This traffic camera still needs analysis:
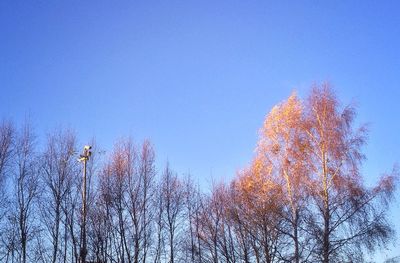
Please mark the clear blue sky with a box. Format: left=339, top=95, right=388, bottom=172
left=1, top=1, right=399, bottom=260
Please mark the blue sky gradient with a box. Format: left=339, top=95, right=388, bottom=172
left=1, top=1, right=399, bottom=260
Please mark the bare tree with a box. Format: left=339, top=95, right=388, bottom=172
left=9, top=122, right=39, bottom=263
left=95, top=162, right=116, bottom=263
left=255, top=93, right=313, bottom=262
left=0, top=120, right=14, bottom=261
left=303, top=84, right=396, bottom=262
left=0, top=120, right=14, bottom=198
left=160, top=164, right=186, bottom=263
left=197, top=183, right=238, bottom=263
left=107, top=141, right=130, bottom=263
left=231, top=166, right=284, bottom=263
left=182, top=176, right=204, bottom=263
left=62, top=169, right=81, bottom=263
left=137, top=140, right=156, bottom=263
left=39, top=129, right=79, bottom=263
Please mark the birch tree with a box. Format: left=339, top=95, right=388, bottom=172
left=160, top=164, right=186, bottom=263
left=256, top=93, right=312, bottom=262
left=40, top=129, right=79, bottom=263
left=0, top=120, right=14, bottom=260
left=304, top=84, right=396, bottom=262
left=10, top=123, right=39, bottom=263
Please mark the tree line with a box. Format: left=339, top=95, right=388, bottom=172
left=0, top=84, right=397, bottom=263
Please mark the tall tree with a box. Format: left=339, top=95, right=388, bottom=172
left=182, top=176, right=203, bottom=263
left=0, top=120, right=13, bottom=220
left=39, top=129, right=79, bottom=263
left=107, top=140, right=130, bottom=263
left=160, top=164, right=186, bottom=263
left=256, top=93, right=312, bottom=262
left=137, top=140, right=156, bottom=263
left=304, top=84, right=396, bottom=262
left=0, top=120, right=14, bottom=260
left=11, top=122, right=39, bottom=263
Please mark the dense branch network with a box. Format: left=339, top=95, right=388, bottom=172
left=0, top=84, right=397, bottom=263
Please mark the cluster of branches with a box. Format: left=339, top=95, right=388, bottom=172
left=0, top=84, right=397, bottom=263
